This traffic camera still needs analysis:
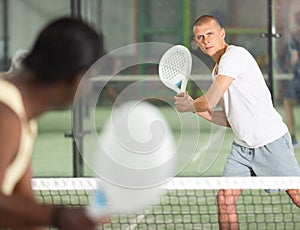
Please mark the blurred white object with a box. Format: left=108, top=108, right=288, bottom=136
left=87, top=100, right=176, bottom=218
left=8, top=49, right=28, bottom=73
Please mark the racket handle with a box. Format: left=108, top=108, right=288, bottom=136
left=86, top=189, right=108, bottom=220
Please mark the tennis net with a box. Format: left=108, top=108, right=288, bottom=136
left=33, top=177, right=300, bottom=230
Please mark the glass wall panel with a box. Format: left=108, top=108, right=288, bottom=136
left=2, top=0, right=298, bottom=177
left=275, top=0, right=299, bottom=148
left=0, top=0, right=70, bottom=72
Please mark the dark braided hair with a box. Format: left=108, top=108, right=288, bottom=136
left=23, top=17, right=103, bottom=84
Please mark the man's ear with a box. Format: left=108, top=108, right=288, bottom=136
left=221, top=28, right=226, bottom=39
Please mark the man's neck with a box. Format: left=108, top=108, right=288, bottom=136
left=212, top=43, right=228, bottom=64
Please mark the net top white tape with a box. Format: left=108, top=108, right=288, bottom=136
left=32, top=177, right=300, bottom=191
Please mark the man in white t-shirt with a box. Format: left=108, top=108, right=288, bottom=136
left=174, top=15, right=300, bottom=230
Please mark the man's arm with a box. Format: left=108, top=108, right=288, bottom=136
left=174, top=75, right=233, bottom=127
left=174, top=75, right=234, bottom=113
left=196, top=99, right=230, bottom=127
left=194, top=75, right=234, bottom=112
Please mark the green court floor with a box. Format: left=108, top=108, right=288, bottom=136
left=32, top=105, right=300, bottom=177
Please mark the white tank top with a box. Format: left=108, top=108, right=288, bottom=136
left=0, top=79, right=37, bottom=195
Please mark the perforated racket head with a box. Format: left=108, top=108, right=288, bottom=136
left=159, top=45, right=192, bottom=93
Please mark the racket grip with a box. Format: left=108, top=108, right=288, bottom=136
left=86, top=189, right=108, bottom=220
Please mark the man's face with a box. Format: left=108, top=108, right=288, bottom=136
left=193, top=20, right=226, bottom=58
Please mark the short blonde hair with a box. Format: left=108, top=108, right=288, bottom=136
left=193, top=15, right=222, bottom=29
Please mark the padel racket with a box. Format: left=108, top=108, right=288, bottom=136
left=159, top=45, right=192, bottom=93
left=86, top=101, right=176, bottom=220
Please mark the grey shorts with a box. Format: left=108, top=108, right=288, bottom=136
left=223, top=133, right=300, bottom=177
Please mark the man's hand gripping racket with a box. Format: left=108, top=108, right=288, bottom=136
left=159, top=45, right=192, bottom=94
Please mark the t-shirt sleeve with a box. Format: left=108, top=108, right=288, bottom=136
left=218, top=47, right=248, bottom=80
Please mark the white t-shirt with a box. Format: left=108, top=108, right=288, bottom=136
left=214, top=45, right=288, bottom=148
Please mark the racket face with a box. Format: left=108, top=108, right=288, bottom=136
left=91, top=101, right=176, bottom=214
left=159, top=45, right=192, bottom=93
